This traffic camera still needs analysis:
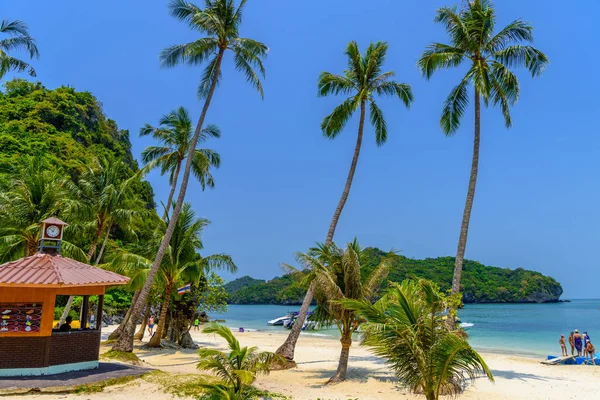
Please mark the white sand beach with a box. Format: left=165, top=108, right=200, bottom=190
left=6, top=325, right=600, bottom=400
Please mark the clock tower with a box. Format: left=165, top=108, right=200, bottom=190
left=38, top=216, right=68, bottom=255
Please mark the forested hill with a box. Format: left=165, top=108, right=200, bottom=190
left=224, top=248, right=563, bottom=304
left=0, top=79, right=159, bottom=264
left=0, top=79, right=154, bottom=206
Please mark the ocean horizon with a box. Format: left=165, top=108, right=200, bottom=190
left=213, top=300, right=600, bottom=358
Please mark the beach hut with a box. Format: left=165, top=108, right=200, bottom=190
left=0, top=217, right=129, bottom=376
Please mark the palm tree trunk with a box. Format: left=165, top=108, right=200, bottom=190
left=87, top=219, right=106, bottom=261
left=107, top=290, right=141, bottom=340
left=274, top=285, right=314, bottom=366
left=448, top=89, right=481, bottom=325
left=275, top=101, right=367, bottom=365
left=163, top=161, right=181, bottom=220
left=94, top=223, right=112, bottom=265
left=26, top=239, right=37, bottom=256
left=325, top=100, right=366, bottom=244
left=328, top=331, right=352, bottom=384
left=112, top=49, right=226, bottom=353
left=134, top=306, right=150, bottom=341
left=148, top=285, right=172, bottom=347
left=58, top=296, right=74, bottom=327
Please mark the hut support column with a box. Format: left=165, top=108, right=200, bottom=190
left=81, top=296, right=89, bottom=329
left=96, top=295, right=104, bottom=330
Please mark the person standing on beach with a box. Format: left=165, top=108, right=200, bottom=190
left=574, top=330, right=583, bottom=356
left=569, top=332, right=575, bottom=355
left=560, top=335, right=567, bottom=356
left=586, top=340, right=595, bottom=364
left=193, top=317, right=200, bottom=331
left=148, top=315, right=155, bottom=337
left=583, top=332, right=590, bottom=357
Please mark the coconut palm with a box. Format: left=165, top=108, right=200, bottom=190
left=276, top=40, right=412, bottom=364
left=70, top=158, right=145, bottom=264
left=113, top=0, right=266, bottom=352
left=417, top=0, right=548, bottom=311
left=197, top=323, right=279, bottom=399
left=115, top=203, right=236, bottom=348
left=0, top=157, right=85, bottom=261
left=140, top=106, right=221, bottom=219
left=343, top=279, right=493, bottom=400
left=293, top=240, right=389, bottom=383
left=57, top=158, right=146, bottom=326
left=0, top=20, right=39, bottom=80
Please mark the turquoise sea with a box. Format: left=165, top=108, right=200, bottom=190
left=214, top=300, right=600, bottom=358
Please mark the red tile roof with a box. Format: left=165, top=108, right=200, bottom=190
left=40, top=216, right=68, bottom=226
left=0, top=253, right=129, bottom=287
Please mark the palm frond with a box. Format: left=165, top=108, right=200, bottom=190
left=320, top=97, right=358, bottom=138
left=485, top=19, right=533, bottom=53
left=492, top=45, right=548, bottom=77
left=369, top=101, right=387, bottom=146
left=197, top=54, right=223, bottom=98
left=440, top=76, right=470, bottom=135
left=417, top=43, right=465, bottom=79
left=317, top=72, right=354, bottom=97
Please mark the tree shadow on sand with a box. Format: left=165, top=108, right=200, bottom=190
left=489, top=369, right=564, bottom=382
left=304, top=366, right=398, bottom=387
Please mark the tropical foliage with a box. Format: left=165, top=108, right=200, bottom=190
left=292, top=240, right=390, bottom=383
left=140, top=106, right=221, bottom=218
left=197, top=323, right=280, bottom=399
left=417, top=0, right=548, bottom=304
left=0, top=20, right=38, bottom=80
left=225, top=248, right=563, bottom=304
left=113, top=203, right=236, bottom=347
left=342, top=279, right=493, bottom=400
left=277, top=38, right=414, bottom=366
left=113, top=0, right=268, bottom=352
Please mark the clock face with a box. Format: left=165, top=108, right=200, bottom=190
left=45, top=225, right=60, bottom=238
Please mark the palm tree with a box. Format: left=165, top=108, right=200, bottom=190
left=0, top=157, right=84, bottom=261
left=417, top=0, right=548, bottom=313
left=276, top=41, right=412, bottom=364
left=113, top=0, right=266, bottom=352
left=343, top=279, right=493, bottom=400
left=140, top=106, right=221, bottom=219
left=197, top=323, right=279, bottom=399
left=294, top=240, right=389, bottom=383
left=0, top=20, right=39, bottom=80
left=70, top=158, right=145, bottom=264
left=115, top=203, right=236, bottom=348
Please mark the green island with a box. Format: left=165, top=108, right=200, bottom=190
left=225, top=248, right=563, bottom=305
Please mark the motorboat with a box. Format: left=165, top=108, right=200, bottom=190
left=267, top=312, right=297, bottom=326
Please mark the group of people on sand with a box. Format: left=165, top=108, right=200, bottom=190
left=560, top=330, right=596, bottom=362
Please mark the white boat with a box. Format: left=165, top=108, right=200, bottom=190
left=267, top=313, right=295, bottom=326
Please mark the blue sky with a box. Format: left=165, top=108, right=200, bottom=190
left=5, top=0, right=598, bottom=299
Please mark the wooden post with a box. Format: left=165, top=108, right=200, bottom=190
left=81, top=295, right=89, bottom=329
left=96, top=295, right=104, bottom=331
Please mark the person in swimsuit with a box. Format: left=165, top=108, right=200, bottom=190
left=568, top=332, right=575, bottom=356
left=574, top=329, right=583, bottom=356
left=583, top=332, right=591, bottom=357
left=586, top=340, right=595, bottom=364
left=560, top=334, right=567, bottom=356
left=148, top=315, right=155, bottom=336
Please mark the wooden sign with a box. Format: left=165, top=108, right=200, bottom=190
left=0, top=303, right=43, bottom=333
